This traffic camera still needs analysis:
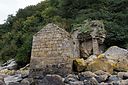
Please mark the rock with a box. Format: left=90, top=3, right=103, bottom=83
left=37, top=74, right=64, bottom=85
left=71, top=30, right=80, bottom=57
left=0, top=76, right=4, bottom=81
left=1, top=59, right=17, bottom=70
left=17, top=69, right=29, bottom=78
left=69, top=81, right=84, bottom=85
left=64, top=74, right=79, bottom=84
left=0, top=67, right=6, bottom=70
left=84, top=77, right=99, bottom=85
left=4, top=74, right=22, bottom=85
left=86, top=56, right=114, bottom=73
left=108, top=75, right=121, bottom=82
left=78, top=71, right=96, bottom=81
left=111, top=80, right=121, bottom=85
left=8, top=82, right=20, bottom=85
left=104, top=46, right=128, bottom=71
left=105, top=46, right=128, bottom=59
left=64, top=78, right=77, bottom=84
left=0, top=80, right=6, bottom=85
left=86, top=55, right=97, bottom=64
left=94, top=70, right=110, bottom=83
left=94, top=70, right=111, bottom=76
left=21, top=78, right=30, bottom=85
left=120, top=79, right=128, bottom=85
left=73, top=20, right=106, bottom=58
left=118, top=72, right=128, bottom=79
left=73, top=58, right=86, bottom=72
left=95, top=74, right=108, bottom=83
left=0, top=69, right=15, bottom=75
left=99, top=82, right=109, bottom=85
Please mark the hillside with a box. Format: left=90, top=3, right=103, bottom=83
left=0, top=0, right=128, bottom=67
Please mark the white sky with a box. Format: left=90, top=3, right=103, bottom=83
left=0, top=0, right=43, bottom=24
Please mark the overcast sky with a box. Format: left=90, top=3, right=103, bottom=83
left=0, top=0, right=43, bottom=24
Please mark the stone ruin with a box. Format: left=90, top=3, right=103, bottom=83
left=29, top=20, right=106, bottom=84
left=72, top=20, right=106, bottom=59
left=29, top=23, right=78, bottom=79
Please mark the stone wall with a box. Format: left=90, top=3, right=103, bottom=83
left=30, top=23, right=77, bottom=79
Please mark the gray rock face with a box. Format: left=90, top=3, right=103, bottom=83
left=95, top=74, right=108, bottom=83
left=0, top=59, right=17, bottom=70
left=78, top=71, right=96, bottom=81
left=0, top=80, right=6, bottom=85
left=94, top=70, right=111, bottom=76
left=104, top=46, right=128, bottom=71
left=4, top=74, right=22, bottom=85
left=120, top=79, right=128, bottom=85
left=8, top=82, right=20, bottom=85
left=84, top=77, right=99, bottom=85
left=108, top=75, right=121, bottom=82
left=105, top=46, right=128, bottom=60
left=36, top=74, right=64, bottom=85
left=69, top=81, right=84, bottom=85
left=118, top=72, right=128, bottom=79
left=64, top=74, right=79, bottom=84
left=72, top=20, right=106, bottom=58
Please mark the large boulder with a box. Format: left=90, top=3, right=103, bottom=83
left=104, top=46, right=128, bottom=71
left=73, top=58, right=87, bottom=72
left=86, top=55, right=114, bottom=74
left=105, top=46, right=128, bottom=60
left=4, top=74, right=22, bottom=85
left=36, top=74, right=64, bottom=85
left=78, top=71, right=96, bottom=81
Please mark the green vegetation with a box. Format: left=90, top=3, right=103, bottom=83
left=0, top=0, right=128, bottom=67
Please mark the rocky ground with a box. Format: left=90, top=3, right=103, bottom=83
left=0, top=46, right=128, bottom=85
left=0, top=69, right=128, bottom=85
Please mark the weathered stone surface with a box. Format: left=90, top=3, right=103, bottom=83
left=84, top=77, right=99, bottom=85
left=8, top=82, right=20, bottom=85
left=94, top=70, right=111, bottom=76
left=105, top=46, right=128, bottom=71
left=105, top=46, right=128, bottom=59
left=95, top=74, right=108, bottom=83
left=72, top=20, right=106, bottom=58
left=90, top=20, right=106, bottom=55
left=69, top=81, right=84, bottom=85
left=0, top=59, right=17, bottom=70
left=108, top=75, right=121, bottom=82
left=78, top=71, right=96, bottom=81
left=0, top=80, right=5, bottom=85
left=86, top=56, right=114, bottom=74
left=4, top=74, right=22, bottom=85
left=30, top=23, right=77, bottom=78
left=36, top=74, right=64, bottom=85
left=73, top=58, right=86, bottom=72
left=71, top=30, right=80, bottom=57
left=99, top=82, right=109, bottom=85
left=86, top=55, right=97, bottom=64
left=118, top=72, right=128, bottom=79
left=120, top=79, right=128, bottom=85
left=0, top=69, right=15, bottom=75
left=21, top=78, right=30, bottom=85
left=64, top=74, right=79, bottom=84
